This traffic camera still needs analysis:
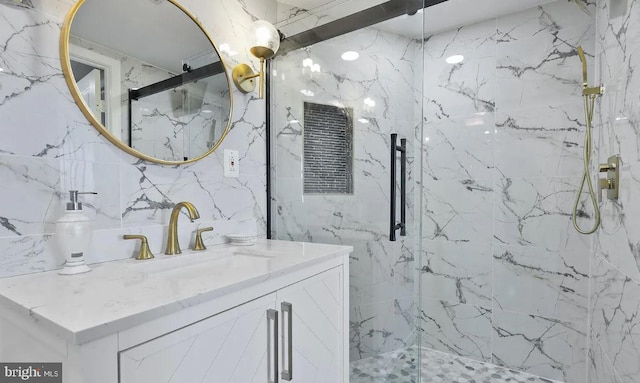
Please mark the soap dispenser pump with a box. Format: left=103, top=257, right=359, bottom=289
left=56, top=190, right=97, bottom=275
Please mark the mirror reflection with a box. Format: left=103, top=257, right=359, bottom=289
left=67, top=0, right=231, bottom=163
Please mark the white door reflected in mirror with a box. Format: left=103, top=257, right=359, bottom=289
left=75, top=68, right=103, bottom=124
left=69, top=44, right=121, bottom=140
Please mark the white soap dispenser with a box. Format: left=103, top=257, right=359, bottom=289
left=56, top=190, right=96, bottom=275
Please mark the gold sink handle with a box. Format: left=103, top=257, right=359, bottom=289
left=123, top=235, right=154, bottom=260
left=194, top=227, right=214, bottom=251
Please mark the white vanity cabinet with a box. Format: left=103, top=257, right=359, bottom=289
left=0, top=240, right=351, bottom=383
left=276, top=267, right=343, bottom=383
left=119, top=293, right=277, bottom=383
left=119, top=267, right=345, bottom=383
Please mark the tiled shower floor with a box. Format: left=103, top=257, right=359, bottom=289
left=349, top=346, right=563, bottom=383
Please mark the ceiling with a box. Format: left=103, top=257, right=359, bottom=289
left=277, top=0, right=560, bottom=39
left=71, top=0, right=216, bottom=74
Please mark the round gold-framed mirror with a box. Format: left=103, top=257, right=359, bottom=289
left=60, top=0, right=233, bottom=165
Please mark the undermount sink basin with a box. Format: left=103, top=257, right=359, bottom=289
left=131, top=248, right=276, bottom=275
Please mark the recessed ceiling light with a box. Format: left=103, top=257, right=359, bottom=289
left=300, top=89, right=315, bottom=97
left=289, top=119, right=299, bottom=124
left=0, top=67, right=4, bottom=72
left=201, top=109, right=213, bottom=114
left=363, top=97, right=375, bottom=107
left=358, top=118, right=369, bottom=124
left=303, top=58, right=313, bottom=68
left=341, top=51, right=360, bottom=61
left=311, top=64, right=321, bottom=73
left=484, top=130, right=491, bottom=135
left=445, top=55, right=464, bottom=64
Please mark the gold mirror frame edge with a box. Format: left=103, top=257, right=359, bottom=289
left=60, top=0, right=234, bottom=166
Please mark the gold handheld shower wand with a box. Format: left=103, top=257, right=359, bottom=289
left=577, top=46, right=588, bottom=88
left=572, top=46, right=604, bottom=235
left=577, top=46, right=604, bottom=96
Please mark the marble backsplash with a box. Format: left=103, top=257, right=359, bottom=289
left=0, top=0, right=275, bottom=277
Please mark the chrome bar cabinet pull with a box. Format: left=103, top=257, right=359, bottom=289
left=281, top=302, right=293, bottom=381
left=267, top=309, right=279, bottom=383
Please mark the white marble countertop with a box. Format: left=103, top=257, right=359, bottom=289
left=0, top=239, right=351, bottom=345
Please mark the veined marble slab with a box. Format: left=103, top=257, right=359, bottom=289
left=0, top=239, right=351, bottom=345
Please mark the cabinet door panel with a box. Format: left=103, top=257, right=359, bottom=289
left=277, top=267, right=344, bottom=383
left=120, top=293, right=276, bottom=383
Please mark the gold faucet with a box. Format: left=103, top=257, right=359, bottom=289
left=166, top=202, right=200, bottom=255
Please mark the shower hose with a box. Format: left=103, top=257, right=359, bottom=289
left=572, top=92, right=600, bottom=234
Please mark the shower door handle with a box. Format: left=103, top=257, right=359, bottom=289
left=390, top=133, right=407, bottom=241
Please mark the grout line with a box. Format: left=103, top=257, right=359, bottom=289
left=593, top=335, right=625, bottom=383
left=586, top=232, right=594, bottom=382
left=594, top=252, right=640, bottom=287
left=491, top=12, right=497, bottom=361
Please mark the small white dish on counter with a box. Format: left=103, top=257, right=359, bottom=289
left=226, top=234, right=255, bottom=246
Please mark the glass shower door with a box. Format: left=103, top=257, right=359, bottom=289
left=269, top=6, right=425, bottom=382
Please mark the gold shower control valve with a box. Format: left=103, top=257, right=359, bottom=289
left=598, top=155, right=621, bottom=203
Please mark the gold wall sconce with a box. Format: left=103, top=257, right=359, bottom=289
left=232, top=20, right=281, bottom=99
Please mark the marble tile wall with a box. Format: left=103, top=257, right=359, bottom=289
left=588, top=0, right=640, bottom=382
left=270, top=27, right=422, bottom=362
left=274, top=0, right=386, bottom=37
left=419, top=2, right=595, bottom=382
left=0, top=0, right=275, bottom=278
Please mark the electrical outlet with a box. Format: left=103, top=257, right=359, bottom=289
left=224, top=149, right=239, bottom=178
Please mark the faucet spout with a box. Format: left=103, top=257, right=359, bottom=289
left=165, top=201, right=200, bottom=255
